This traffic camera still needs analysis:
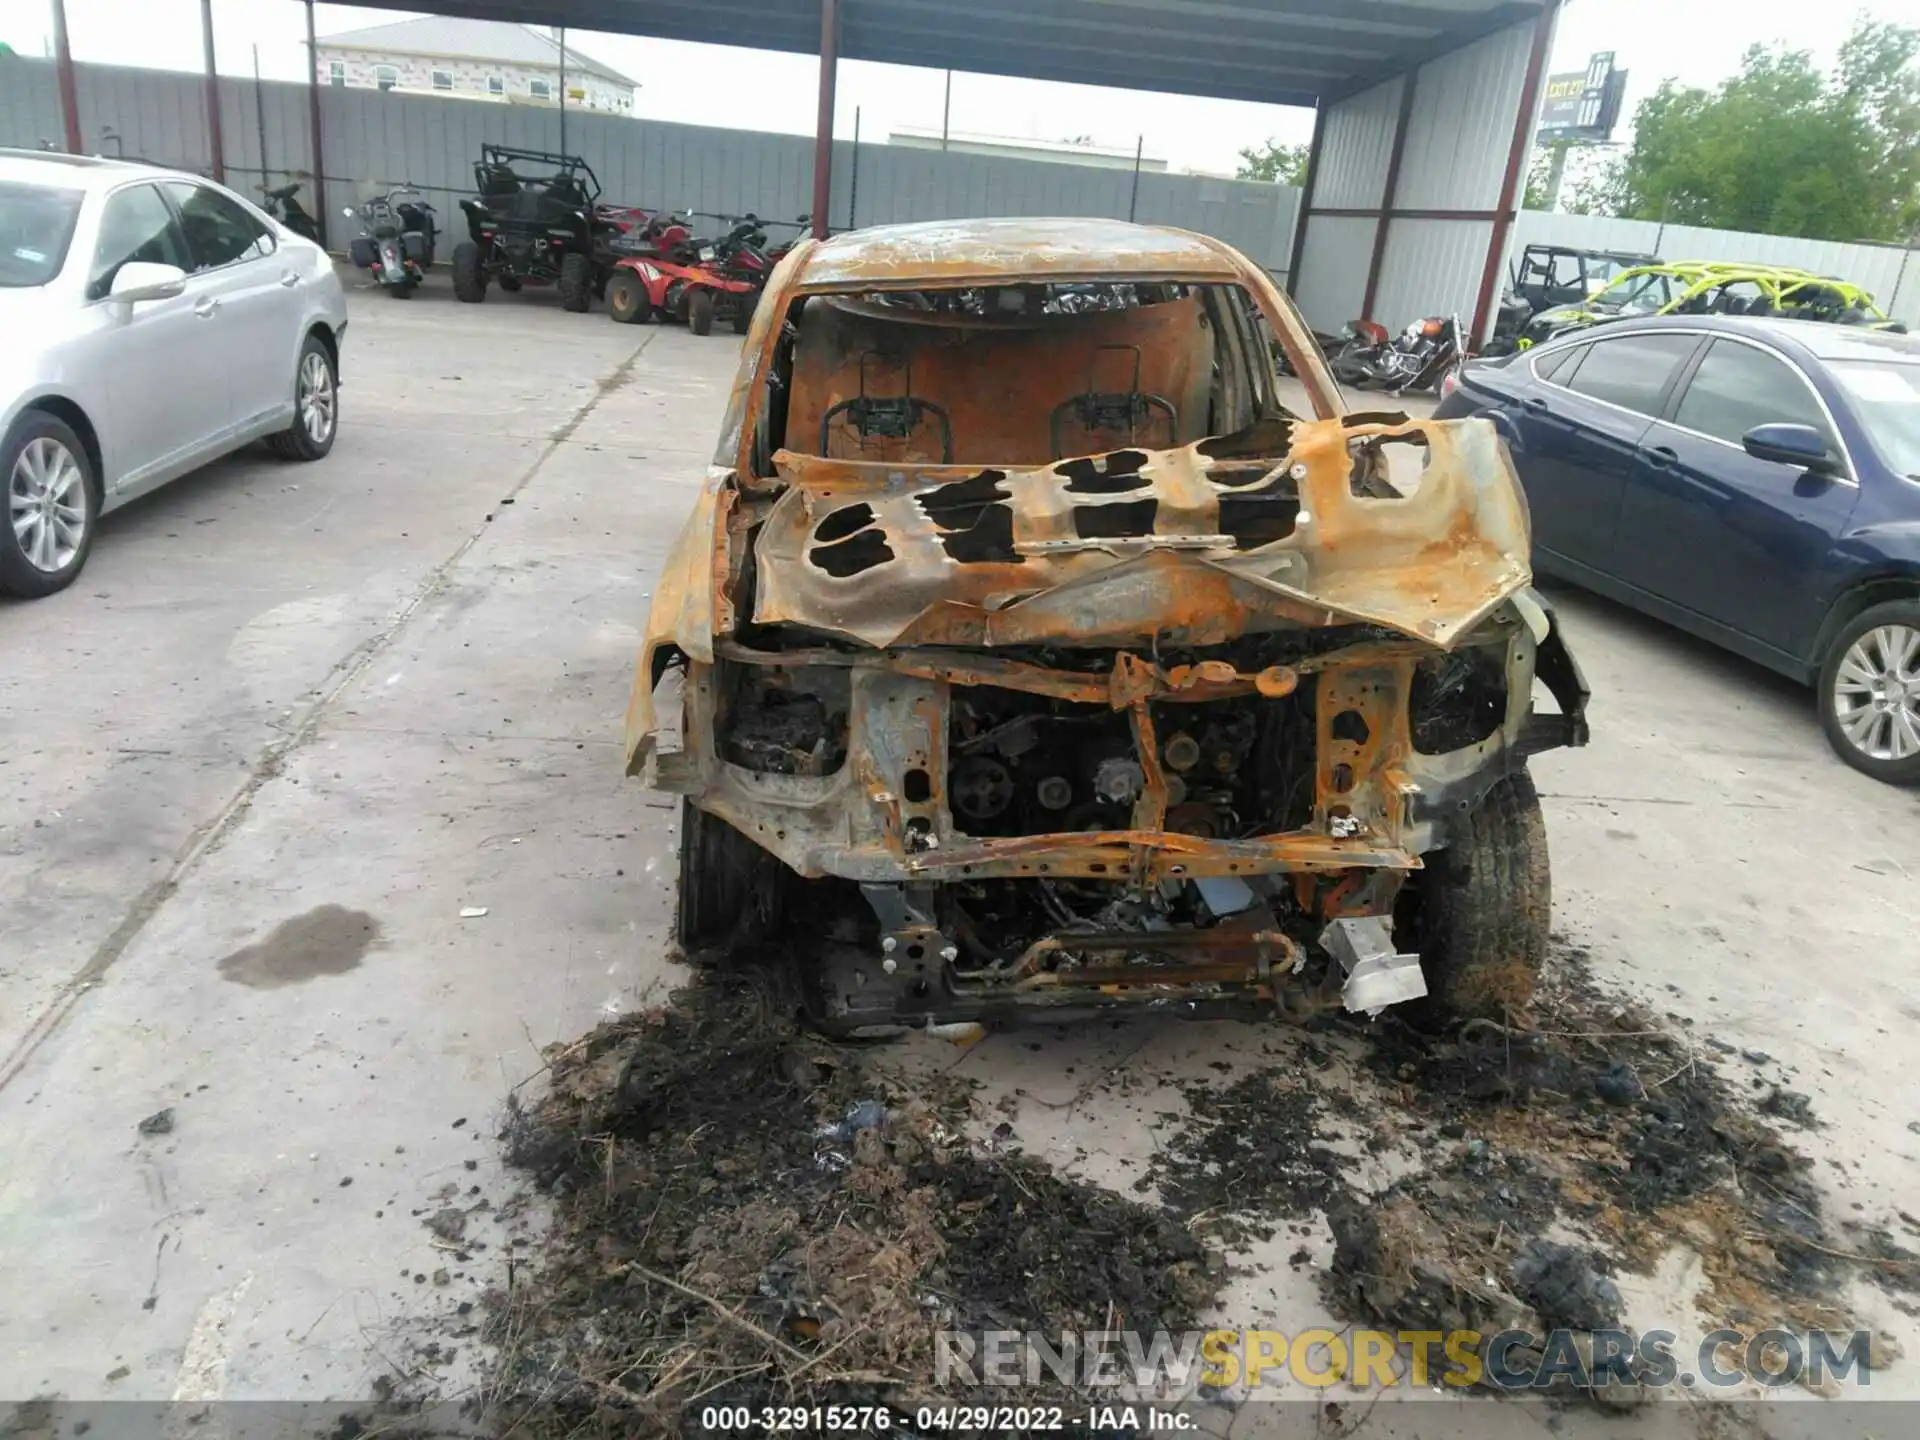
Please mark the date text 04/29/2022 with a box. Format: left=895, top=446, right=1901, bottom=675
left=698, top=1404, right=1196, bottom=1432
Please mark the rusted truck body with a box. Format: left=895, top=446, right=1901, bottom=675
left=624, top=218, right=1588, bottom=1033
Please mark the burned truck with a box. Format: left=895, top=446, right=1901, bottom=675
left=624, top=218, right=1588, bottom=1034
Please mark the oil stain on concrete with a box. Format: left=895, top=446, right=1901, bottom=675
left=217, top=905, right=382, bottom=988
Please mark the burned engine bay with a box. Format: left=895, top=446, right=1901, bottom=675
left=698, top=618, right=1553, bottom=1031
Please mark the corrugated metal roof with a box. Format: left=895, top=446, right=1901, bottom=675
left=316, top=17, right=639, bottom=88
left=793, top=217, right=1245, bottom=287
left=390, top=0, right=1550, bottom=107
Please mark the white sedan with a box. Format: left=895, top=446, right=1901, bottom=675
left=0, top=149, right=348, bottom=598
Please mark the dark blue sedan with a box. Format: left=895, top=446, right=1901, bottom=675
left=1434, top=316, right=1920, bottom=784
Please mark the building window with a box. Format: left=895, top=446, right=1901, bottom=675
left=528, top=77, right=551, bottom=100
left=488, top=74, right=504, bottom=95
left=327, top=60, right=344, bottom=87
left=431, top=69, right=453, bottom=91
left=375, top=64, right=397, bottom=91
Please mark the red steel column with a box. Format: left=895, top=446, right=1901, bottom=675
left=810, top=0, right=839, bottom=240
left=305, top=0, right=328, bottom=247
left=1359, top=70, right=1418, bottom=323
left=1284, top=100, right=1325, bottom=293
left=51, top=0, right=83, bottom=154
left=1471, top=1, right=1560, bottom=346
left=200, top=0, right=225, bottom=182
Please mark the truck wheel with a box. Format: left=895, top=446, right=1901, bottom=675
left=676, top=798, right=788, bottom=963
left=558, top=252, right=593, bottom=313
left=687, top=288, right=715, bottom=336
left=1818, top=600, right=1920, bottom=785
left=498, top=275, right=522, bottom=293
left=606, top=270, right=653, bottom=325
left=1399, top=771, right=1550, bottom=1025
left=451, top=241, right=486, bottom=303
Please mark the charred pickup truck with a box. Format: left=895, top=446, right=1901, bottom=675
left=624, top=218, right=1588, bottom=1034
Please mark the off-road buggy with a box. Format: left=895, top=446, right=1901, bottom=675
left=624, top=218, right=1590, bottom=1038
left=451, top=144, right=623, bottom=312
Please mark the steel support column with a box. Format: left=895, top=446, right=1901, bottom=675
left=1359, top=74, right=1418, bottom=323
left=200, top=0, right=225, bottom=182
left=810, top=0, right=840, bottom=241
left=51, top=0, right=83, bottom=154
left=1284, top=101, right=1325, bottom=293
left=304, top=0, right=328, bottom=248
left=1471, top=0, right=1560, bottom=346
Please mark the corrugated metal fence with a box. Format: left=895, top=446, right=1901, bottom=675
left=0, top=55, right=1299, bottom=271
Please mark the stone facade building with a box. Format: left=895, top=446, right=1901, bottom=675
left=314, top=17, right=636, bottom=114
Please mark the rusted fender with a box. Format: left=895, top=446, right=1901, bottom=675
left=622, top=467, right=733, bottom=774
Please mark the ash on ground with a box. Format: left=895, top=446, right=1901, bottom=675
left=1312, top=946, right=1916, bottom=1391
left=483, top=964, right=1217, bottom=1438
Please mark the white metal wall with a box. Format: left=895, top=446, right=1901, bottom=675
left=1370, top=23, right=1537, bottom=334
left=1372, top=217, right=1496, bottom=334
left=1310, top=76, right=1402, bottom=211
left=0, top=55, right=1300, bottom=270
left=1392, top=26, right=1532, bottom=213
left=1293, top=19, right=1545, bottom=340
left=1293, top=215, right=1378, bottom=333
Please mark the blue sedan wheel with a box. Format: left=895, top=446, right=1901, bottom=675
left=1820, top=601, right=1920, bottom=784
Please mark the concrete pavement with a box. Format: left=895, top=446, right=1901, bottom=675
left=1, top=278, right=1915, bottom=1435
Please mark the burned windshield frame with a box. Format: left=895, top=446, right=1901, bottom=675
left=745, top=281, right=1297, bottom=481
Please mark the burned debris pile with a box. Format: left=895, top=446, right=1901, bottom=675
left=485, top=970, right=1218, bottom=1437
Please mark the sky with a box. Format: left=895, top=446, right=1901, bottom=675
left=4, top=0, right=1911, bottom=176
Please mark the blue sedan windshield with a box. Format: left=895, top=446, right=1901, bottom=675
left=0, top=182, right=84, bottom=288
left=1831, top=361, right=1920, bottom=480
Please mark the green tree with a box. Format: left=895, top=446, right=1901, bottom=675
left=1609, top=17, right=1920, bottom=241
left=1522, top=142, right=1619, bottom=215
left=1235, top=139, right=1310, bottom=186
left=1523, top=145, right=1557, bottom=210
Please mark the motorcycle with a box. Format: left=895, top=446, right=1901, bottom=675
left=1327, top=319, right=1391, bottom=386
left=1334, top=314, right=1463, bottom=395
left=344, top=185, right=437, bottom=297
left=260, top=180, right=321, bottom=245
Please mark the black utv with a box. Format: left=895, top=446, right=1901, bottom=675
left=1481, top=243, right=1655, bottom=355
left=451, top=145, right=616, bottom=312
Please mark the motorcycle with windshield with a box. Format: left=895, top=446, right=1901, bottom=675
left=344, top=186, right=438, bottom=298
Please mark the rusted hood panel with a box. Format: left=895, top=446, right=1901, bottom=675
left=752, top=416, right=1531, bottom=651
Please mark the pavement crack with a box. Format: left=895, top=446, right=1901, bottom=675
left=0, top=330, right=660, bottom=1095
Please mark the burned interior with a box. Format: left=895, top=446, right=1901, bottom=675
left=627, top=223, right=1589, bottom=1035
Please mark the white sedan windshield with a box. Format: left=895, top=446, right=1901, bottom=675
left=0, top=181, right=85, bottom=288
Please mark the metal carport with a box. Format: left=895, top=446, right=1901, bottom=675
left=48, top=0, right=1559, bottom=341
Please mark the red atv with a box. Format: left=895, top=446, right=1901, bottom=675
left=604, top=253, right=757, bottom=335
left=604, top=210, right=759, bottom=335
left=696, top=212, right=810, bottom=332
